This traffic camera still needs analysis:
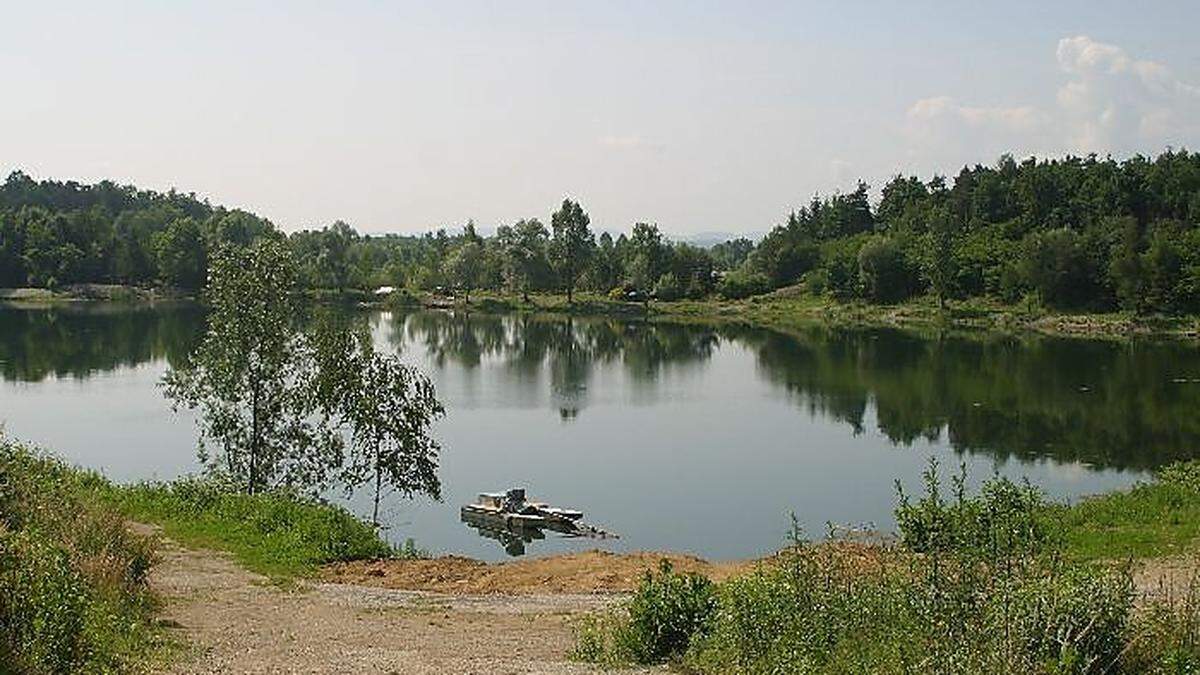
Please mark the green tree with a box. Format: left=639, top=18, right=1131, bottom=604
left=1107, top=216, right=1146, bottom=313
left=1018, top=229, right=1097, bottom=309
left=857, top=236, right=914, bottom=304
left=315, top=329, right=445, bottom=526
left=154, top=217, right=207, bottom=290
left=319, top=221, right=358, bottom=291
left=496, top=219, right=550, bottom=301
left=709, top=238, right=754, bottom=271
left=163, top=240, right=338, bottom=494
left=586, top=231, right=623, bottom=292
left=442, top=237, right=483, bottom=303
left=549, top=199, right=595, bottom=303
left=653, top=272, right=683, bottom=301
left=625, top=223, right=670, bottom=303
left=921, top=206, right=957, bottom=308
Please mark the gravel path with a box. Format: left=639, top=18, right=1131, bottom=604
left=140, top=527, right=653, bottom=674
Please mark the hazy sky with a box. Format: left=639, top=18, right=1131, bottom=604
left=4, top=2, right=1199, bottom=236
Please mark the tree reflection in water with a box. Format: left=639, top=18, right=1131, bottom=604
left=2, top=303, right=1197, bottom=473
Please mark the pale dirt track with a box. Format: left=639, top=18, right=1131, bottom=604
left=140, top=528, right=658, bottom=674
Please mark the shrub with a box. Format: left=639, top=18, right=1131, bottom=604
left=578, top=465, right=1187, bottom=674
left=0, top=439, right=162, bottom=673
left=575, top=560, right=716, bottom=665
left=718, top=269, right=771, bottom=300
left=683, top=540, right=1134, bottom=674
left=653, top=273, right=683, bottom=302
left=857, top=236, right=917, bottom=303
left=894, top=459, right=1053, bottom=556
left=1158, top=459, right=1200, bottom=493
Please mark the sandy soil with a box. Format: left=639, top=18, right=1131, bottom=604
left=324, top=550, right=753, bottom=595
left=1134, top=554, right=1200, bottom=604
left=138, top=526, right=657, bottom=674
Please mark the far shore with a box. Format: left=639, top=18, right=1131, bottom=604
left=5, top=283, right=1199, bottom=341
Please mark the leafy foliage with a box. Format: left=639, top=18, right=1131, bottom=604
left=574, top=560, right=716, bottom=665
left=576, top=463, right=1200, bottom=673
left=0, top=439, right=162, bottom=673
left=6, top=149, right=1200, bottom=314
left=311, top=318, right=445, bottom=526
left=549, top=199, right=596, bottom=302
left=163, top=240, right=342, bottom=494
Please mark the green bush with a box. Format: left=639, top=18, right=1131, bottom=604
left=577, top=465, right=1200, bottom=674
left=620, top=561, right=716, bottom=663
left=1158, top=460, right=1200, bottom=493
left=0, top=440, right=162, bottom=673
left=857, top=236, right=918, bottom=303
left=653, top=273, right=683, bottom=302
left=718, top=269, right=771, bottom=300
left=684, top=544, right=1134, bottom=674
left=574, top=560, right=716, bottom=665
left=895, top=459, right=1053, bottom=556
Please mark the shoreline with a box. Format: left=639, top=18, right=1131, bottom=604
left=5, top=283, right=1198, bottom=342
left=379, top=289, right=1200, bottom=342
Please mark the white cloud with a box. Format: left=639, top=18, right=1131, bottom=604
left=905, top=36, right=1200, bottom=166
left=1053, top=35, right=1200, bottom=152
left=907, top=96, right=1047, bottom=131
left=904, top=96, right=1053, bottom=166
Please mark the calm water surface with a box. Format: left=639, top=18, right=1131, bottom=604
left=2, top=303, right=1198, bottom=561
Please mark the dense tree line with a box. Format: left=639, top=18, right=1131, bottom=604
left=289, top=201, right=724, bottom=303
left=0, top=171, right=276, bottom=290
left=742, top=151, right=1200, bottom=313
left=4, top=149, right=1199, bottom=313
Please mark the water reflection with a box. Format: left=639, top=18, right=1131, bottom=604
left=460, top=510, right=594, bottom=557
left=388, top=311, right=718, bottom=419
left=735, top=325, right=1200, bottom=470
left=0, top=302, right=204, bottom=382
left=384, top=311, right=1200, bottom=471
left=2, top=303, right=1197, bottom=474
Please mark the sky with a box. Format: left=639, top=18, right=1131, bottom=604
left=3, top=1, right=1200, bottom=237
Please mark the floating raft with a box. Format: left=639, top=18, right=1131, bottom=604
left=460, top=488, right=617, bottom=539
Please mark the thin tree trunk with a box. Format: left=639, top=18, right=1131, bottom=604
left=248, top=382, right=260, bottom=495
left=371, top=436, right=383, bottom=527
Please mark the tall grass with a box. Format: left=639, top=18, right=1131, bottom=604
left=576, top=459, right=1200, bottom=674
left=0, top=439, right=164, bottom=674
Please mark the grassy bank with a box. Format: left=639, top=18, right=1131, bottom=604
left=378, top=288, right=1200, bottom=340
left=1061, top=460, right=1200, bottom=561
left=0, top=436, right=409, bottom=672
left=107, top=477, right=399, bottom=580
left=576, top=461, right=1200, bottom=674
left=0, top=440, right=166, bottom=673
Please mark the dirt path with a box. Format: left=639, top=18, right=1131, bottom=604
left=140, top=527, right=655, bottom=674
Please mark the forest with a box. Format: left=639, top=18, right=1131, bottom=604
left=2, top=149, right=1198, bottom=314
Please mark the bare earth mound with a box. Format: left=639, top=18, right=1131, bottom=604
left=323, top=549, right=753, bottom=595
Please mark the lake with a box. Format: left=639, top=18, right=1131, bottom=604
left=1, top=302, right=1198, bottom=561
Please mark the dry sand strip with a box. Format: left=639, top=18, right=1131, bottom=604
left=139, top=529, right=659, bottom=675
